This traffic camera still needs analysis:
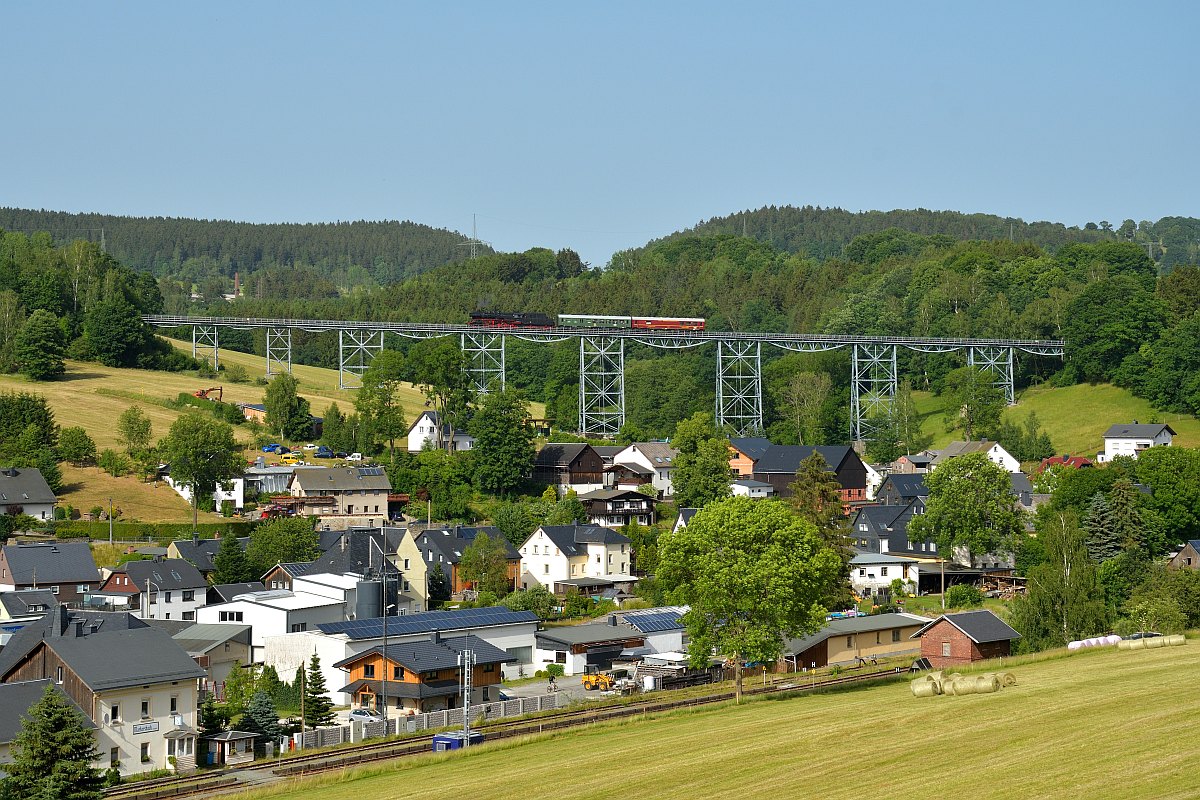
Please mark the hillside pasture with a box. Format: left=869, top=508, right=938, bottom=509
left=234, top=643, right=1199, bottom=800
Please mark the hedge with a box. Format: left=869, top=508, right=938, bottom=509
left=54, top=520, right=258, bottom=544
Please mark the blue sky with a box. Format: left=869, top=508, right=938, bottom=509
left=2, top=2, right=1196, bottom=267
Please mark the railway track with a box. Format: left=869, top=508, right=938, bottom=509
left=112, top=667, right=904, bottom=798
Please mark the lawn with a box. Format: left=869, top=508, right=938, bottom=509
left=57, top=464, right=194, bottom=524
left=235, top=643, right=1199, bottom=800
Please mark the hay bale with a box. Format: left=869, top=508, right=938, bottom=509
left=998, top=671, right=1017, bottom=687
left=973, top=674, right=1000, bottom=693
left=927, top=670, right=945, bottom=683
left=1145, top=636, right=1167, bottom=649
left=1116, top=639, right=1132, bottom=650
left=911, top=679, right=941, bottom=697
left=947, top=677, right=976, bottom=696
left=1165, top=634, right=1186, bottom=647
left=1127, top=638, right=1146, bottom=650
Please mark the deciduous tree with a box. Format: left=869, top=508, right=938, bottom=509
left=908, top=452, right=1023, bottom=565
left=14, top=309, right=65, bottom=380
left=470, top=389, right=536, bottom=495
left=406, top=337, right=470, bottom=451
left=58, top=427, right=96, bottom=466
left=245, top=516, right=319, bottom=578
left=787, top=453, right=854, bottom=609
left=117, top=406, right=153, bottom=457
left=658, top=497, right=841, bottom=703
left=942, top=366, right=1004, bottom=440
left=670, top=412, right=733, bottom=510
left=354, top=350, right=407, bottom=457
left=263, top=373, right=311, bottom=442
left=157, top=413, right=243, bottom=532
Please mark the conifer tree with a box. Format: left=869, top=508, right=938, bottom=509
left=211, top=531, right=252, bottom=584
left=302, top=653, right=335, bottom=728
left=1107, top=479, right=1144, bottom=554
left=239, top=691, right=282, bottom=744
left=5, top=684, right=103, bottom=800
left=1083, top=492, right=1120, bottom=563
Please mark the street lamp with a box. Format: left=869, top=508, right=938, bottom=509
left=142, top=578, right=159, bottom=619
left=367, top=534, right=398, bottom=724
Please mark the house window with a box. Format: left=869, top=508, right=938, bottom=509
left=483, top=663, right=495, bottom=673
left=76, top=584, right=89, bottom=593
left=846, top=636, right=853, bottom=648
left=941, top=641, right=951, bottom=657
left=364, top=664, right=376, bottom=678
left=858, top=569, right=866, bottom=577
left=876, top=632, right=881, bottom=644
left=183, top=611, right=195, bottom=621
left=422, top=671, right=438, bottom=681
left=859, top=524, right=868, bottom=531
left=543, top=564, right=549, bottom=574
left=290, top=622, right=307, bottom=632
left=892, top=630, right=901, bottom=643
left=56, top=666, right=63, bottom=683
left=141, top=700, right=150, bottom=718
left=183, top=590, right=195, bottom=602
left=51, top=585, right=59, bottom=595
left=220, top=611, right=244, bottom=622
left=555, top=651, right=566, bottom=664
left=165, top=591, right=172, bottom=602
left=170, top=696, right=178, bottom=714
left=110, top=747, right=119, bottom=767
left=394, top=666, right=404, bottom=680
left=140, top=743, right=149, bottom=763
left=111, top=703, right=120, bottom=722
left=403, top=558, right=410, bottom=570
left=880, top=567, right=889, bottom=577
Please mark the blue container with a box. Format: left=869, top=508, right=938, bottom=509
left=431, top=732, right=484, bottom=751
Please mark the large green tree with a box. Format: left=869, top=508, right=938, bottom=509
left=4, top=684, right=103, bottom=800
left=941, top=366, right=1005, bottom=440
left=1010, top=510, right=1109, bottom=651
left=658, top=497, right=841, bottom=702
left=58, top=427, right=97, bottom=467
left=211, top=532, right=252, bottom=584
left=354, top=350, right=407, bottom=457
left=458, top=532, right=512, bottom=596
left=263, top=373, right=312, bottom=442
left=14, top=309, right=65, bottom=380
left=670, top=412, right=733, bottom=510
left=470, top=389, right=536, bottom=495
left=116, top=406, right=153, bottom=457
left=908, top=452, right=1024, bottom=565
left=303, top=653, right=335, bottom=727
left=405, top=337, right=470, bottom=451
left=82, top=298, right=149, bottom=368
left=787, top=453, right=854, bottom=610
left=157, top=413, right=243, bottom=532
left=245, top=516, right=319, bottom=578
left=1082, top=492, right=1120, bottom=563
left=1134, top=446, right=1200, bottom=548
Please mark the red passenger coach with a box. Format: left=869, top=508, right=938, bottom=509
left=630, top=317, right=706, bottom=331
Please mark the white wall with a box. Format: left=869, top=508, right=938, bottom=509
left=262, top=631, right=361, bottom=705
left=93, top=682, right=198, bottom=775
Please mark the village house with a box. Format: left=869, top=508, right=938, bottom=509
left=0, top=541, right=100, bottom=604
left=727, top=437, right=773, bottom=478
left=94, top=559, right=207, bottom=621
left=850, top=553, right=920, bottom=597
left=0, top=589, right=57, bottom=626
left=0, top=608, right=205, bottom=775
left=929, top=440, right=1020, bottom=472
left=1097, top=421, right=1175, bottom=463
left=612, top=442, right=679, bottom=497
left=195, top=588, right=347, bottom=662
left=519, top=525, right=633, bottom=591
left=782, top=612, right=931, bottom=669
left=534, top=617, right=645, bottom=675
left=285, top=466, right=392, bottom=528
left=1037, top=453, right=1094, bottom=471
left=171, top=623, right=252, bottom=687
left=406, top=410, right=474, bottom=453
left=578, top=488, right=657, bottom=527
left=731, top=478, right=774, bottom=498
left=532, top=444, right=605, bottom=495
left=913, top=609, right=1021, bottom=668
left=0, top=467, right=56, bottom=522
left=1169, top=540, right=1200, bottom=570
left=415, top=526, right=519, bottom=596
left=890, top=452, right=933, bottom=474
left=238, top=403, right=323, bottom=438
left=750, top=445, right=869, bottom=508
left=261, top=562, right=314, bottom=592
left=334, top=632, right=513, bottom=714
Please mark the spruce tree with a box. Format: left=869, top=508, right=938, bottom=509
left=211, top=532, right=252, bottom=584
left=198, top=694, right=225, bottom=737
left=427, top=563, right=450, bottom=609
left=1108, top=479, right=1144, bottom=554
left=240, top=691, right=282, bottom=745
left=302, top=653, right=335, bottom=728
left=5, top=684, right=103, bottom=800
left=1083, top=492, right=1120, bottom=563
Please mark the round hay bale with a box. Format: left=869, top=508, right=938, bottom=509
left=1116, top=639, right=1132, bottom=650
left=911, top=680, right=940, bottom=697
left=927, top=670, right=945, bottom=682
left=1067, top=641, right=1082, bottom=652
left=1145, top=636, right=1166, bottom=649
left=948, top=677, right=976, bottom=696
left=1165, top=634, right=1186, bottom=647
left=973, top=674, right=1000, bottom=693
left=1105, top=634, right=1123, bottom=646
left=998, top=672, right=1017, bottom=687
left=1127, top=638, right=1146, bottom=650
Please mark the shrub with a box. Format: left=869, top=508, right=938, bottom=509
left=545, top=664, right=565, bottom=678
left=945, top=584, right=985, bottom=608
left=97, top=449, right=131, bottom=478
left=225, top=364, right=250, bottom=384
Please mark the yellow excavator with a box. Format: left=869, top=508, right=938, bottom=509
left=581, top=665, right=615, bottom=691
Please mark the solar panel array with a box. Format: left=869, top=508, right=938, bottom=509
left=356, top=466, right=385, bottom=477
left=623, top=611, right=685, bottom=633
left=319, top=606, right=540, bottom=640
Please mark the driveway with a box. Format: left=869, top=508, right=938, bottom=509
left=502, top=673, right=594, bottom=703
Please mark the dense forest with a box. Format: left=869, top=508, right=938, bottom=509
left=0, top=208, right=485, bottom=293
left=3, top=204, right=1200, bottom=443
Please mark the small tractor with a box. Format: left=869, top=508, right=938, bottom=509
left=193, top=386, right=223, bottom=401
left=581, top=665, right=615, bottom=691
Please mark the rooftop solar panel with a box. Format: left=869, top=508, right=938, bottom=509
left=319, top=606, right=539, bottom=639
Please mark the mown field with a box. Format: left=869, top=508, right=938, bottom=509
left=231, top=643, right=1199, bottom=800
left=914, top=382, right=1200, bottom=456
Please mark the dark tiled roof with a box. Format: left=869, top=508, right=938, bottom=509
left=1, top=542, right=99, bottom=585
left=676, top=508, right=698, bottom=526
left=416, top=527, right=519, bottom=566
left=0, top=589, right=57, bottom=617
left=118, top=559, right=206, bottom=591
left=729, top=437, right=773, bottom=461
left=537, top=525, right=630, bottom=557
left=210, top=582, right=267, bottom=602
left=333, top=634, right=514, bottom=673
left=880, top=474, right=928, bottom=499
left=319, top=607, right=539, bottom=640
left=912, top=609, right=1021, bottom=644
left=1102, top=423, right=1176, bottom=439
left=752, top=445, right=853, bottom=474
left=291, top=466, right=391, bottom=493
left=535, top=443, right=592, bottom=466
left=0, top=467, right=56, bottom=505
left=171, top=537, right=249, bottom=573
left=0, top=680, right=93, bottom=744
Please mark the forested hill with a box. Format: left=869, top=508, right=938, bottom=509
left=660, top=206, right=1200, bottom=271
left=0, top=208, right=486, bottom=288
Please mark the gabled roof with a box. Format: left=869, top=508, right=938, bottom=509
left=619, top=442, right=679, bottom=467
left=752, top=445, right=854, bottom=474
left=850, top=553, right=917, bottom=566
left=732, top=479, right=773, bottom=489
left=172, top=623, right=252, bottom=654
left=930, top=439, right=1017, bottom=468
left=0, top=467, right=56, bottom=505
left=117, top=559, right=206, bottom=591
left=1102, top=422, right=1176, bottom=439
left=534, top=443, right=596, bottom=467
left=785, top=612, right=933, bottom=655
left=0, top=589, right=57, bottom=617
left=333, top=634, right=514, bottom=673
left=577, top=488, right=654, bottom=502
left=879, top=474, right=928, bottom=499
left=912, top=609, right=1021, bottom=644
left=898, top=453, right=933, bottom=466
left=306, top=527, right=404, bottom=578
left=209, top=582, right=267, bottom=602
left=591, top=446, right=624, bottom=462
left=0, top=542, right=99, bottom=585
left=406, top=410, right=472, bottom=440
left=618, top=606, right=689, bottom=634
left=171, top=536, right=249, bottom=573
left=676, top=508, right=698, bottom=527
left=1038, top=454, right=1094, bottom=470
left=319, top=607, right=539, bottom=640
left=290, top=466, right=391, bottom=493
left=265, top=562, right=314, bottom=579
left=729, top=437, right=773, bottom=461
left=535, top=525, right=631, bottom=557
left=416, top=526, right=520, bottom=566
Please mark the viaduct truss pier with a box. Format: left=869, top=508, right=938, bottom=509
left=143, top=315, right=1065, bottom=441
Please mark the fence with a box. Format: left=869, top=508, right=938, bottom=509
left=294, top=693, right=564, bottom=750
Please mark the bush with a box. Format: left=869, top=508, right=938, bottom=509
left=545, top=664, right=565, bottom=678
left=97, top=449, right=132, bottom=478
left=55, top=520, right=257, bottom=543
left=225, top=364, right=250, bottom=383
left=945, top=584, right=985, bottom=608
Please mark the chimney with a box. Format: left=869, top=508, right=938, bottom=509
left=51, top=604, right=69, bottom=637
left=74, top=620, right=85, bottom=637
left=431, top=630, right=441, bottom=644
left=192, top=531, right=199, bottom=545
left=608, top=614, right=617, bottom=626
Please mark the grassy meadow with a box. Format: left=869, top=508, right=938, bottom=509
left=232, top=642, right=1200, bottom=800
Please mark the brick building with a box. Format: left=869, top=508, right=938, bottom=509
left=912, top=610, right=1021, bottom=668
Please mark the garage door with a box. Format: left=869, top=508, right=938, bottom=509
left=585, top=645, right=623, bottom=670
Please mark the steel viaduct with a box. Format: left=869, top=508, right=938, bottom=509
left=142, top=314, right=1066, bottom=441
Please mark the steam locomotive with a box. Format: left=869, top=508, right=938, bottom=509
left=468, top=311, right=705, bottom=331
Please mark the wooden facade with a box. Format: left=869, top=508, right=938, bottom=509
left=343, top=651, right=503, bottom=714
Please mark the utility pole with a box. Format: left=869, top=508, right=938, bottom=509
left=108, top=498, right=114, bottom=545
left=459, top=649, right=475, bottom=747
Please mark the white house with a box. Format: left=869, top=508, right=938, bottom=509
left=1098, top=422, right=1175, bottom=463
left=533, top=618, right=645, bottom=676
left=0, top=467, right=56, bottom=521
left=929, top=440, right=1020, bottom=473
left=613, top=443, right=678, bottom=497
left=164, top=474, right=245, bottom=512
left=93, top=559, right=208, bottom=621
left=618, top=606, right=689, bottom=654
left=195, top=589, right=347, bottom=662
left=406, top=410, right=474, bottom=453
left=518, top=525, right=632, bottom=591
left=731, top=479, right=774, bottom=498
left=863, top=462, right=883, bottom=501
left=850, top=553, right=920, bottom=597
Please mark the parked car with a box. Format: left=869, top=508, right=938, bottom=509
left=346, top=453, right=364, bottom=462
left=302, top=443, right=318, bottom=450
left=315, top=446, right=334, bottom=459
left=1127, top=631, right=1162, bottom=640
left=348, top=708, right=383, bottom=723
left=334, top=451, right=348, bottom=459
left=280, top=453, right=302, bottom=465
left=262, top=444, right=281, bottom=452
